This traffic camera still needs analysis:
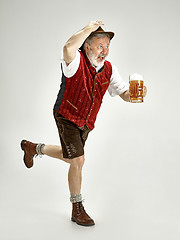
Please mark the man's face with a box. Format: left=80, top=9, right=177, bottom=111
left=85, top=36, right=110, bottom=67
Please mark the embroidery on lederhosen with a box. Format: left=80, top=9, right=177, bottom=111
left=66, top=143, right=77, bottom=158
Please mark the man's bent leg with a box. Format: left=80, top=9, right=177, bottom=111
left=21, top=140, right=72, bottom=168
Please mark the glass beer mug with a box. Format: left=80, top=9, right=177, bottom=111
left=129, top=73, right=144, bottom=103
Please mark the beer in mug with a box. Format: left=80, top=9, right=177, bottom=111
left=129, top=73, right=144, bottom=103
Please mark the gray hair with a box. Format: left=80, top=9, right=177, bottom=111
left=83, top=33, right=110, bottom=49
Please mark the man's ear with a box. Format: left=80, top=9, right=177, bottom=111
left=84, top=43, right=90, bottom=54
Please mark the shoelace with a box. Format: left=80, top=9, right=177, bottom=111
left=77, top=202, right=87, bottom=215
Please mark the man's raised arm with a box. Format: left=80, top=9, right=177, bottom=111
left=63, top=21, right=104, bottom=66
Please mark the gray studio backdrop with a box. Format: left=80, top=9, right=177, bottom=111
left=1, top=0, right=180, bottom=239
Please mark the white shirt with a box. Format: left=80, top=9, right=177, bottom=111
left=61, top=50, right=128, bottom=97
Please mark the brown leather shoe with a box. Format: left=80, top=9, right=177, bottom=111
left=71, top=201, right=95, bottom=226
left=21, top=140, right=37, bottom=168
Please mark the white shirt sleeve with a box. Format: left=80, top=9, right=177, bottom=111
left=108, top=64, right=129, bottom=97
left=61, top=50, right=80, bottom=78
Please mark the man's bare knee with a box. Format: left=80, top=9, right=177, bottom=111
left=70, top=155, right=85, bottom=170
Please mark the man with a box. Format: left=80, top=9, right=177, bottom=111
left=21, top=21, right=147, bottom=227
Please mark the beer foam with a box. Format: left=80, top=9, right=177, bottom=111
left=130, top=73, right=143, bottom=80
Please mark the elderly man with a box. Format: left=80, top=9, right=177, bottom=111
left=21, top=21, right=147, bottom=227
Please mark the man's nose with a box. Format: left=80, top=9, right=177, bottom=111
left=101, top=47, right=106, bottom=55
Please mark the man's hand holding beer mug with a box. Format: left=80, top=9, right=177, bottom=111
left=120, top=73, right=147, bottom=102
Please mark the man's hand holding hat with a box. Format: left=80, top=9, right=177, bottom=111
left=86, top=20, right=104, bottom=32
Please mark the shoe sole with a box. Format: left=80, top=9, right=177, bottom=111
left=20, top=140, right=33, bottom=168
left=71, top=217, right=95, bottom=227
left=20, top=140, right=26, bottom=151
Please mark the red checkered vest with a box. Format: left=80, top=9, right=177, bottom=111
left=54, top=50, right=112, bottom=130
